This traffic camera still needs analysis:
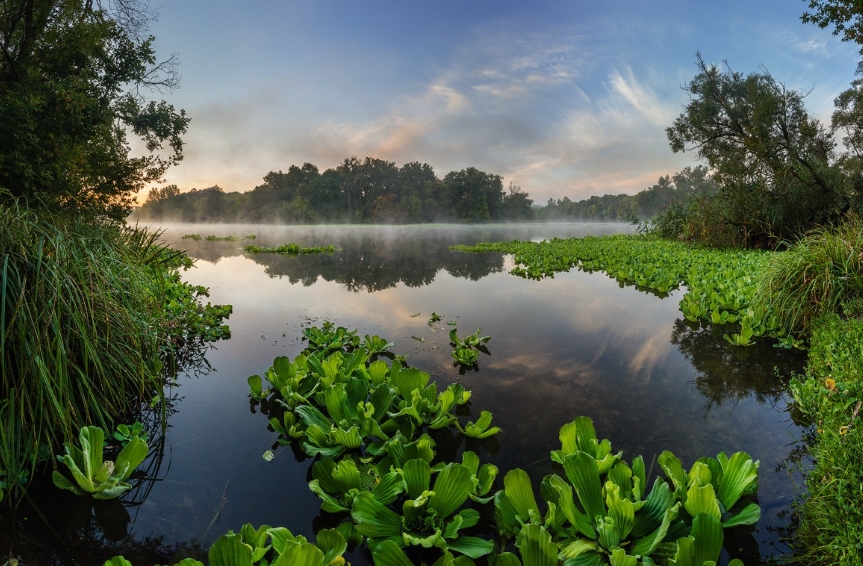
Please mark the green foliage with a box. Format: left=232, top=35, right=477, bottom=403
left=789, top=314, right=863, bottom=565
left=0, top=0, right=188, bottom=220
left=137, top=158, right=534, bottom=224
left=667, top=55, right=841, bottom=247
left=113, top=422, right=149, bottom=447
left=493, top=417, right=758, bottom=566
left=0, top=199, right=231, bottom=499
left=751, top=215, right=863, bottom=336
left=52, top=426, right=149, bottom=499
left=351, top=458, right=494, bottom=558
left=538, top=166, right=715, bottom=223
left=454, top=235, right=782, bottom=347
left=244, top=243, right=338, bottom=255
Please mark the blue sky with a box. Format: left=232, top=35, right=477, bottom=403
left=144, top=0, right=860, bottom=204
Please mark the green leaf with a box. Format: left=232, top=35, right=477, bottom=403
left=605, top=482, right=634, bottom=540
left=372, top=540, right=414, bottom=566
left=208, top=532, right=254, bottom=566
left=630, top=501, right=680, bottom=557
left=683, top=483, right=721, bottom=522
left=272, top=540, right=325, bottom=566
left=52, top=470, right=84, bottom=495
left=103, top=557, right=133, bottom=566
left=717, top=452, right=759, bottom=510
left=430, top=463, right=474, bottom=519
left=316, top=527, right=347, bottom=565
left=563, top=452, right=606, bottom=522
left=80, top=426, right=105, bottom=482
left=543, top=474, right=595, bottom=538
left=445, top=535, right=495, bottom=559
left=372, top=471, right=407, bottom=505
left=631, top=477, right=674, bottom=538
left=404, top=458, right=432, bottom=499
left=114, top=436, right=148, bottom=481
left=502, top=469, right=540, bottom=522
left=721, top=501, right=761, bottom=527
left=689, top=513, right=723, bottom=566
left=515, top=524, right=558, bottom=566
left=352, top=491, right=402, bottom=539
left=609, top=548, right=637, bottom=566
left=492, top=553, right=524, bottom=566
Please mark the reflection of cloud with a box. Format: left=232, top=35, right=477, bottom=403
left=626, top=331, right=672, bottom=383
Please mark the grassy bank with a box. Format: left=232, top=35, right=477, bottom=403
left=790, top=315, right=863, bottom=565
left=0, top=201, right=230, bottom=501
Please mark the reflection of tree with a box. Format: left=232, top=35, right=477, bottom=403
left=250, top=229, right=507, bottom=292
left=670, top=319, right=807, bottom=410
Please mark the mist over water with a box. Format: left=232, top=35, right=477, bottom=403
left=14, top=223, right=804, bottom=565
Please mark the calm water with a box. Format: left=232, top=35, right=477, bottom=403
left=7, top=224, right=807, bottom=565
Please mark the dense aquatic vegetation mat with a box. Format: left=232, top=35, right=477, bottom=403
left=182, top=234, right=257, bottom=241
left=244, top=243, right=338, bottom=255
left=452, top=235, right=805, bottom=348
left=789, top=314, right=863, bottom=566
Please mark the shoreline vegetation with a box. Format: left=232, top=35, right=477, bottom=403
left=4, top=0, right=863, bottom=563
left=456, top=220, right=863, bottom=566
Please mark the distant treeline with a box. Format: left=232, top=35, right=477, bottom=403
left=534, top=165, right=715, bottom=221
left=137, top=157, right=713, bottom=224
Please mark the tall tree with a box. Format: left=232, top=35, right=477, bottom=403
left=0, top=0, right=188, bottom=219
left=667, top=55, right=839, bottom=245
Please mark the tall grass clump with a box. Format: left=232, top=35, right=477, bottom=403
left=0, top=201, right=175, bottom=500
left=751, top=214, right=863, bottom=337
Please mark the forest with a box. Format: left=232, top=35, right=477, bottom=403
left=137, top=157, right=715, bottom=225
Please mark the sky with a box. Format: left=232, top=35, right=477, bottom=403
left=142, top=0, right=861, bottom=204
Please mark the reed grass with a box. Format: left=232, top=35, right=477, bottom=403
left=0, top=201, right=176, bottom=499
left=751, top=214, right=863, bottom=336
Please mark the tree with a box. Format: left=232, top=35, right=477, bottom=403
left=802, top=0, right=863, bottom=53
left=502, top=181, right=534, bottom=220
left=667, top=55, right=840, bottom=245
left=443, top=167, right=504, bottom=221
left=0, top=0, right=189, bottom=220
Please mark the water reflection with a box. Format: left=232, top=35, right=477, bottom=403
left=165, top=223, right=631, bottom=291
left=2, top=224, right=807, bottom=565
left=670, top=318, right=806, bottom=411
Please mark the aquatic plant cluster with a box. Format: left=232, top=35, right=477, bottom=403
left=239, top=324, right=755, bottom=566
left=182, top=234, right=257, bottom=241
left=453, top=236, right=803, bottom=348
left=243, top=243, right=338, bottom=255
left=70, top=320, right=760, bottom=565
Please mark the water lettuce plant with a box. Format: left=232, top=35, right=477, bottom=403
left=493, top=417, right=758, bottom=565
left=52, top=426, right=149, bottom=499
left=104, top=523, right=348, bottom=566
left=452, top=236, right=785, bottom=348
left=244, top=243, right=338, bottom=255
left=351, top=458, right=494, bottom=558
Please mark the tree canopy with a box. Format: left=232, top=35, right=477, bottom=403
left=666, top=54, right=847, bottom=246
left=0, top=0, right=188, bottom=219
left=138, top=158, right=535, bottom=224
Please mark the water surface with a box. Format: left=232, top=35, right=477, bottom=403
left=9, top=223, right=806, bottom=565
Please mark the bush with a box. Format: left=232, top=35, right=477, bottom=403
left=751, top=214, right=863, bottom=336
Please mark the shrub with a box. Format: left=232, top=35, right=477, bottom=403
left=751, top=214, right=863, bottom=336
